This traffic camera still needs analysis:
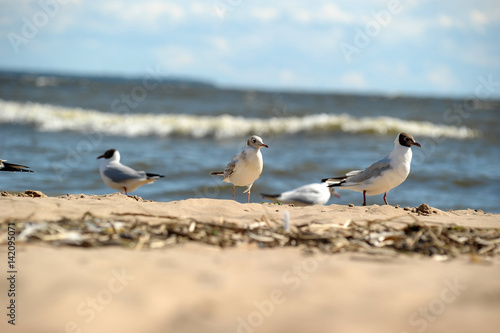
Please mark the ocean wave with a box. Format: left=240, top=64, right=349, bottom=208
left=0, top=100, right=479, bottom=139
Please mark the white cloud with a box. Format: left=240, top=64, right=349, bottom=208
left=460, top=43, right=500, bottom=68
left=470, top=10, right=488, bottom=25
left=251, top=7, right=280, bottom=22
left=340, top=72, right=367, bottom=88
left=318, top=3, right=353, bottom=23
left=289, top=7, right=312, bottom=24
left=189, top=2, right=211, bottom=16
left=99, top=1, right=185, bottom=25
left=426, top=66, right=458, bottom=89
left=154, top=45, right=193, bottom=70
left=382, top=16, right=430, bottom=41
left=470, top=10, right=488, bottom=32
left=284, top=2, right=354, bottom=25
left=374, top=62, right=409, bottom=78
left=212, top=37, right=230, bottom=55
left=438, top=14, right=453, bottom=28
left=278, top=69, right=297, bottom=84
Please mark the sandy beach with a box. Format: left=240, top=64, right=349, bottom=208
left=1, top=192, right=499, bottom=333
left=2, top=2, right=499, bottom=333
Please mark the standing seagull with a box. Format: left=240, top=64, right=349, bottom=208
left=211, top=135, right=268, bottom=203
left=261, top=182, right=340, bottom=206
left=0, top=159, right=34, bottom=173
left=97, top=149, right=164, bottom=195
left=321, top=132, right=421, bottom=206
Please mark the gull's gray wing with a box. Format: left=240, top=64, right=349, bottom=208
left=346, top=170, right=363, bottom=177
left=103, top=165, right=145, bottom=183
left=346, top=158, right=392, bottom=184
left=224, top=151, right=243, bottom=178
left=224, top=159, right=237, bottom=178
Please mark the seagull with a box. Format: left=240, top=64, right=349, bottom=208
left=321, top=132, right=421, bottom=206
left=211, top=135, right=268, bottom=203
left=97, top=149, right=164, bottom=195
left=261, top=182, right=341, bottom=206
left=0, top=159, right=34, bottom=172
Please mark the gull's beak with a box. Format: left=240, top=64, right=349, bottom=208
left=261, top=144, right=269, bottom=148
left=97, top=155, right=105, bottom=159
left=412, top=141, right=422, bottom=148
left=330, top=188, right=341, bottom=199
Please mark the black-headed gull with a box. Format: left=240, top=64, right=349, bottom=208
left=261, top=182, right=340, bottom=206
left=322, top=132, right=421, bottom=206
left=97, top=149, right=164, bottom=195
left=211, top=135, right=268, bottom=203
left=0, top=159, right=34, bottom=172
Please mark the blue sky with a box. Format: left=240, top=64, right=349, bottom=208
left=1, top=0, right=499, bottom=98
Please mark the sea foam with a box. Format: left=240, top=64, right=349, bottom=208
left=0, top=100, right=479, bottom=139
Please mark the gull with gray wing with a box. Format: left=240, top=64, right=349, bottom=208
left=211, top=135, right=268, bottom=203
left=261, top=182, right=340, bottom=206
left=322, top=132, right=421, bottom=206
left=97, top=149, right=164, bottom=195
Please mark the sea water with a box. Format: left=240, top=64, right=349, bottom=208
left=0, top=71, right=499, bottom=213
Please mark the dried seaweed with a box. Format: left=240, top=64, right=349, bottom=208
left=1, top=211, right=500, bottom=259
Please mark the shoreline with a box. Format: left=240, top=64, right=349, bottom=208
left=1, top=190, right=497, bottom=226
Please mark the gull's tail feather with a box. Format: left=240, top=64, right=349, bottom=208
left=1, top=162, right=34, bottom=173
left=322, top=176, right=346, bottom=187
left=146, top=172, right=164, bottom=179
left=260, top=193, right=280, bottom=200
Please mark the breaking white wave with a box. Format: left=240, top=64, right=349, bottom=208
left=0, top=100, right=479, bottom=139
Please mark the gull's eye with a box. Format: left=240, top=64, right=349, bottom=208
left=252, top=139, right=256, bottom=143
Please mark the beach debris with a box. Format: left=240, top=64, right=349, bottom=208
left=17, top=222, right=49, bottom=242
left=282, top=211, right=290, bottom=232
left=25, top=190, right=47, bottom=198
left=1, top=212, right=500, bottom=259
left=1, top=190, right=47, bottom=198
left=416, top=203, right=432, bottom=216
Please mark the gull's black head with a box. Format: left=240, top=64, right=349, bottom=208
left=97, top=149, right=117, bottom=159
left=398, top=132, right=422, bottom=148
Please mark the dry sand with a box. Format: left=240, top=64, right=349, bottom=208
left=1, top=192, right=499, bottom=333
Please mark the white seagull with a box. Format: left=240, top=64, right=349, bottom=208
left=0, top=159, right=34, bottom=173
left=322, top=132, right=421, bottom=206
left=97, top=149, right=164, bottom=195
left=261, top=182, right=341, bottom=206
left=211, top=135, right=268, bottom=203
